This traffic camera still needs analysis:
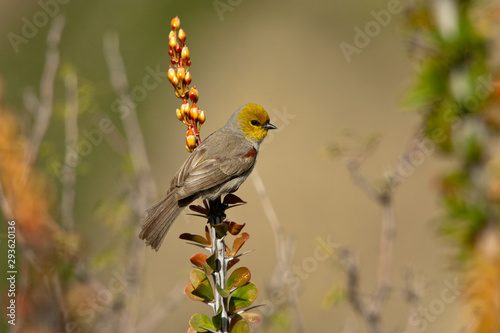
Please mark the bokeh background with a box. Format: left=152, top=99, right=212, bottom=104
left=0, top=0, right=472, bottom=332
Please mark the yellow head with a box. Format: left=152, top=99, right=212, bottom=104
left=234, top=103, right=277, bottom=142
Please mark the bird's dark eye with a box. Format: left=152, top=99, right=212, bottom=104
left=251, top=120, right=260, bottom=126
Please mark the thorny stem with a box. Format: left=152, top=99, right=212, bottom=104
left=208, top=197, right=229, bottom=333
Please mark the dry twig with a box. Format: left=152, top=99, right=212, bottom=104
left=104, top=32, right=186, bottom=333
left=252, top=169, right=305, bottom=333
left=339, top=132, right=425, bottom=333
left=26, top=16, right=65, bottom=167
left=61, top=69, right=78, bottom=232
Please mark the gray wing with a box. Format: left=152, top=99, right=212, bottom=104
left=169, top=131, right=256, bottom=201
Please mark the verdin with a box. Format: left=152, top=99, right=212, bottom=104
left=140, top=103, right=276, bottom=251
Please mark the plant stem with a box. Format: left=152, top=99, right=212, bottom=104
left=27, top=15, right=64, bottom=167
left=209, top=197, right=229, bottom=333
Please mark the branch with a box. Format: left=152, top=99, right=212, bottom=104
left=251, top=169, right=305, bottom=333
left=103, top=32, right=157, bottom=333
left=22, top=88, right=39, bottom=116
left=373, top=133, right=426, bottom=316
left=402, top=270, right=423, bottom=333
left=345, top=155, right=393, bottom=332
left=251, top=170, right=284, bottom=264
left=339, top=248, right=369, bottom=319
left=61, top=69, right=78, bottom=232
left=340, top=132, right=426, bottom=333
left=371, top=191, right=395, bottom=316
left=26, top=15, right=65, bottom=166
left=343, top=139, right=382, bottom=203
left=103, top=32, right=156, bottom=213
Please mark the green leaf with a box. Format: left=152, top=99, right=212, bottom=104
left=463, top=135, right=483, bottom=164
left=192, top=282, right=214, bottom=302
left=180, top=233, right=210, bottom=246
left=184, top=283, right=204, bottom=302
left=229, top=282, right=258, bottom=312
left=269, top=310, right=290, bottom=330
left=206, top=253, right=216, bottom=271
left=190, top=269, right=207, bottom=286
left=202, top=262, right=214, bottom=276
left=321, top=287, right=345, bottom=309
left=189, top=313, right=216, bottom=332
left=189, top=270, right=214, bottom=301
left=230, top=317, right=250, bottom=333
left=213, top=223, right=229, bottom=237
left=216, top=284, right=231, bottom=298
left=227, top=267, right=251, bottom=290
left=212, top=311, right=222, bottom=330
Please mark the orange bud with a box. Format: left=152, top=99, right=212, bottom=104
left=190, top=107, right=199, bottom=121
left=169, top=36, right=177, bottom=49
left=167, top=67, right=178, bottom=86
left=168, top=31, right=175, bottom=40
left=181, top=46, right=190, bottom=60
left=185, top=71, right=192, bottom=85
left=172, top=75, right=179, bottom=86
left=186, top=128, right=196, bottom=151
left=181, top=102, right=190, bottom=117
left=176, top=108, right=183, bottom=121
left=198, top=110, right=206, bottom=124
left=178, top=28, right=186, bottom=42
left=171, top=17, right=180, bottom=31
left=177, top=67, right=186, bottom=81
left=189, top=87, right=199, bottom=103
left=167, top=67, right=175, bottom=81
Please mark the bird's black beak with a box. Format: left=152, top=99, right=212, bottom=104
left=264, top=122, right=277, bottom=130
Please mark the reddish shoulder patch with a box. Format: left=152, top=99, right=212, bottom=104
left=243, top=147, right=257, bottom=158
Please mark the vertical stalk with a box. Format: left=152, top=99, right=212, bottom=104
left=209, top=197, right=229, bottom=333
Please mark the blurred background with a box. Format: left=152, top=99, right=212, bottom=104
left=2, top=0, right=497, bottom=332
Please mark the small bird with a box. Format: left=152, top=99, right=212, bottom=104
left=139, top=103, right=276, bottom=251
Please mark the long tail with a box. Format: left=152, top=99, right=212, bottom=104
left=139, top=193, right=183, bottom=251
